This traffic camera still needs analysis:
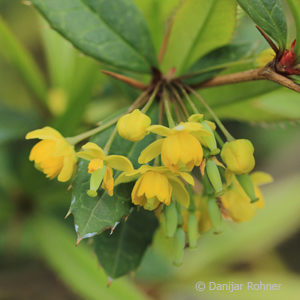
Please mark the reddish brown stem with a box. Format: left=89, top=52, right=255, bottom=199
left=188, top=67, right=300, bottom=93
left=101, top=70, right=148, bottom=90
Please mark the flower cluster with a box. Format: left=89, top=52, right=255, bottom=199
left=25, top=86, right=272, bottom=266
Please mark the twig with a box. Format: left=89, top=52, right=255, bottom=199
left=188, top=67, right=300, bottom=93
left=189, top=68, right=265, bottom=89
left=101, top=70, right=148, bottom=90
left=260, top=68, right=300, bottom=93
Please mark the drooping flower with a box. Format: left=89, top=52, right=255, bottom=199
left=117, top=109, right=151, bottom=142
left=221, top=139, right=255, bottom=175
left=115, top=165, right=194, bottom=210
left=77, top=142, right=133, bottom=197
left=138, top=122, right=211, bottom=171
left=221, top=171, right=273, bottom=222
left=26, top=127, right=77, bottom=182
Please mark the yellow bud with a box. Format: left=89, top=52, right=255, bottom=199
left=117, top=109, right=151, bottom=142
left=221, top=139, right=255, bottom=174
left=256, top=48, right=275, bottom=67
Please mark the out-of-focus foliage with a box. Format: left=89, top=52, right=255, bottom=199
left=1, top=0, right=300, bottom=299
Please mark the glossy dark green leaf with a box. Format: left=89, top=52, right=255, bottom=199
left=71, top=105, right=158, bottom=239
left=237, top=0, right=287, bottom=51
left=94, top=208, right=158, bottom=278
left=183, top=44, right=252, bottom=85
left=31, top=0, right=157, bottom=73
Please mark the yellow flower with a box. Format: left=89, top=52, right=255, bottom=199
left=256, top=48, right=275, bottom=67
left=221, top=171, right=273, bottom=222
left=115, top=165, right=194, bottom=210
left=221, top=139, right=255, bottom=174
left=117, top=109, right=151, bottom=142
left=77, top=142, right=133, bottom=197
left=26, top=127, right=77, bottom=182
left=138, top=122, right=211, bottom=171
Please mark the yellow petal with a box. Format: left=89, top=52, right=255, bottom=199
left=57, top=155, right=76, bottom=182
left=105, top=155, right=133, bottom=171
left=138, top=139, right=163, bottom=164
left=81, top=142, right=106, bottom=159
left=168, top=176, right=190, bottom=207
left=179, top=172, right=194, bottom=186
left=102, top=167, right=114, bottom=196
left=26, top=126, right=62, bottom=140
left=188, top=114, right=204, bottom=122
left=115, top=169, right=141, bottom=185
left=148, top=125, right=172, bottom=136
left=250, top=171, right=273, bottom=186
left=177, top=122, right=211, bottom=135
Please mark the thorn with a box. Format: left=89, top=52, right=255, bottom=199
left=124, top=215, right=129, bottom=222
left=67, top=184, right=73, bottom=191
left=64, top=209, right=72, bottom=219
left=256, top=26, right=279, bottom=54
left=101, top=70, right=148, bottom=90
left=107, top=276, right=114, bottom=287
left=110, top=222, right=119, bottom=235
left=75, top=237, right=82, bottom=247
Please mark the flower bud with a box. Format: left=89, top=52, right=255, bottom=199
left=117, top=109, right=151, bottom=142
left=187, top=213, right=198, bottom=248
left=201, top=121, right=219, bottom=154
left=236, top=174, right=258, bottom=203
left=173, top=228, right=185, bottom=266
left=207, top=198, right=222, bottom=233
left=164, top=201, right=178, bottom=238
left=221, top=139, right=255, bottom=174
left=206, top=158, right=224, bottom=196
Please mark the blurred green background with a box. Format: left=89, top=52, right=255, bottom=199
left=0, top=1, right=300, bottom=299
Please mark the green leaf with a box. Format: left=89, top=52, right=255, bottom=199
left=31, top=0, right=157, bottom=73
left=183, top=44, right=252, bottom=85
left=94, top=208, right=158, bottom=278
left=237, top=0, right=287, bottom=51
left=0, top=103, right=40, bottom=144
left=134, top=0, right=182, bottom=53
left=34, top=216, right=150, bottom=300
left=287, top=0, right=300, bottom=58
left=0, top=16, right=47, bottom=103
left=71, top=105, right=159, bottom=240
left=214, top=87, right=300, bottom=122
left=161, top=0, right=236, bottom=74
